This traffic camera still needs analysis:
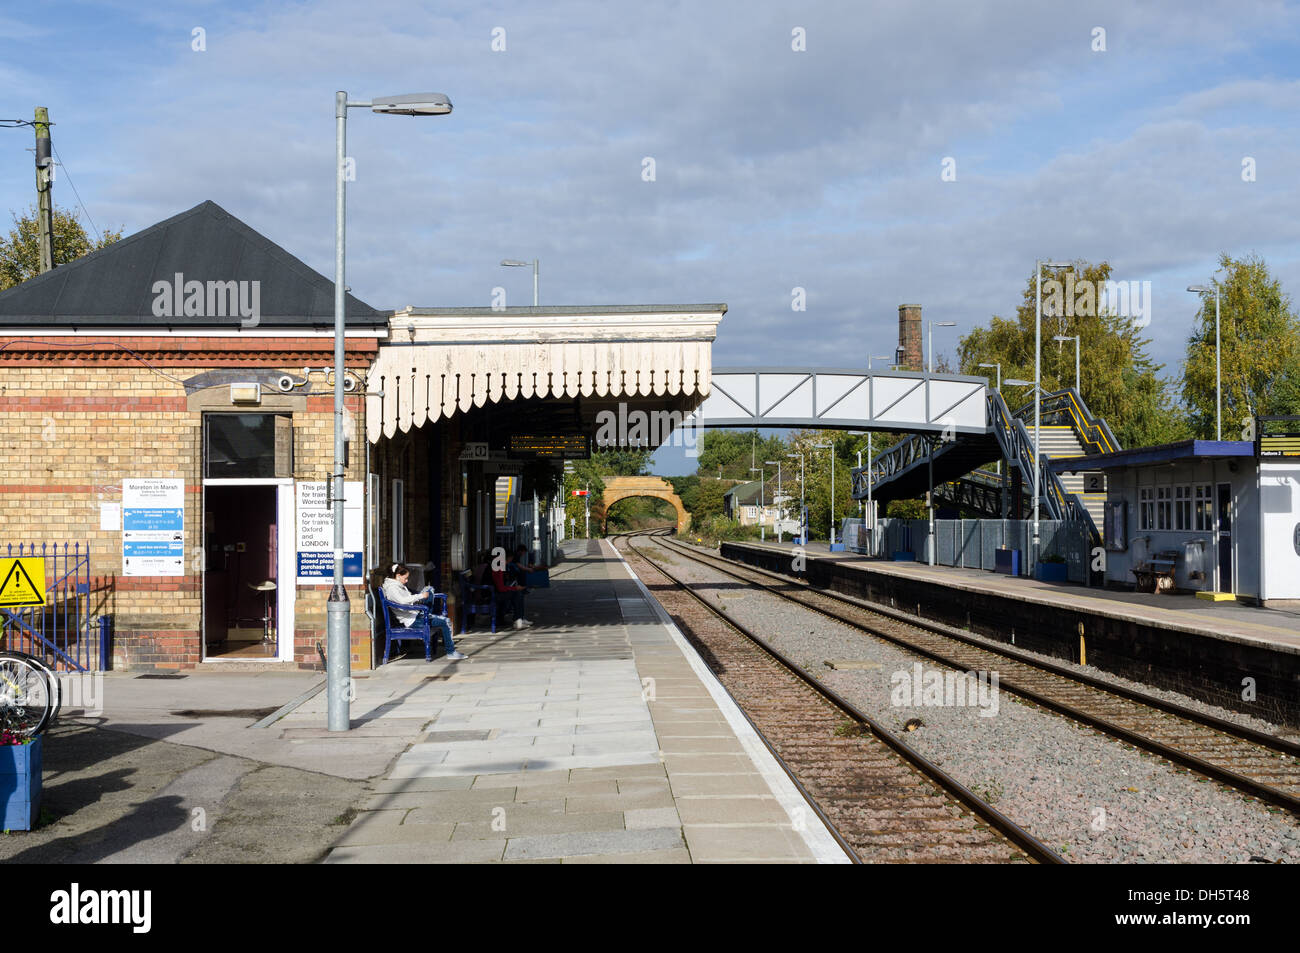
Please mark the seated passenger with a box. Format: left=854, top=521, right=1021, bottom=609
left=507, top=545, right=538, bottom=587
left=491, top=562, right=532, bottom=630
left=382, top=563, right=466, bottom=660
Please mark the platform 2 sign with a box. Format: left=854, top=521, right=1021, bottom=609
left=296, top=481, right=363, bottom=584
left=123, top=479, right=185, bottom=576
left=1256, top=416, right=1300, bottom=457
left=509, top=433, right=589, bottom=459
left=0, top=558, right=45, bottom=608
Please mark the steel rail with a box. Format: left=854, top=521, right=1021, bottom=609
left=609, top=532, right=862, bottom=864
left=622, top=530, right=1065, bottom=865
left=664, top=535, right=1300, bottom=817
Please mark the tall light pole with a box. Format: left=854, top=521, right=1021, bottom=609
left=928, top=321, right=957, bottom=373
left=1034, top=260, right=1071, bottom=564
left=786, top=451, right=805, bottom=539
left=814, top=443, right=835, bottom=544
left=1053, top=334, right=1080, bottom=393
left=1187, top=284, right=1222, bottom=441
left=867, top=354, right=891, bottom=531
left=765, top=460, right=783, bottom=540
left=502, top=258, right=539, bottom=306
left=331, top=90, right=453, bottom=732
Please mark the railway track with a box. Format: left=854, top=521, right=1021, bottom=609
left=612, top=530, right=1064, bottom=864
left=650, top=531, right=1300, bottom=818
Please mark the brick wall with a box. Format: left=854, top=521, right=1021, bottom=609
left=0, top=336, right=375, bottom=671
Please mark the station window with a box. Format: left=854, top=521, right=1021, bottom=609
left=1156, top=486, right=1172, bottom=530
left=1195, top=484, right=1212, bottom=530
left=1175, top=485, right=1192, bottom=530
left=204, top=413, right=293, bottom=478
left=1139, top=487, right=1154, bottom=530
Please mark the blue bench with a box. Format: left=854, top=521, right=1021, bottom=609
left=376, top=586, right=452, bottom=663
left=460, top=571, right=497, bottom=633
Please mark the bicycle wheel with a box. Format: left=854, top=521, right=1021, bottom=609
left=0, top=652, right=53, bottom=737
left=23, top=654, right=60, bottom=724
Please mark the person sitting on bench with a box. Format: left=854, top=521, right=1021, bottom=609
left=382, top=563, right=466, bottom=660
left=491, top=559, right=532, bottom=630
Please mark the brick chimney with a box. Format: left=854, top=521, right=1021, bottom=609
left=898, top=304, right=922, bottom=371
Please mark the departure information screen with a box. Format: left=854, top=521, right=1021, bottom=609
left=510, top=433, right=590, bottom=459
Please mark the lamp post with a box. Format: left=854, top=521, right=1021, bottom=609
left=928, top=321, right=956, bottom=373
left=330, top=90, right=452, bottom=732
left=786, top=451, right=805, bottom=540
left=814, top=443, right=835, bottom=544
left=1053, top=335, right=1080, bottom=393
left=1187, top=284, right=1222, bottom=441
left=502, top=258, right=539, bottom=307
left=866, top=354, right=891, bottom=529
left=765, top=460, right=783, bottom=540
left=1034, top=260, right=1071, bottom=565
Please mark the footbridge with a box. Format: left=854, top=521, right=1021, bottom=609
left=684, top=367, right=989, bottom=435
left=853, top=387, right=1120, bottom=541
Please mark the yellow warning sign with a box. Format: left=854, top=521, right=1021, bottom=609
left=0, top=558, right=45, bottom=608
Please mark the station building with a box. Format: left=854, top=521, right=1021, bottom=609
left=1053, top=437, right=1300, bottom=604
left=0, top=199, right=725, bottom=671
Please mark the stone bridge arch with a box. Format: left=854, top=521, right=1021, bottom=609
left=595, top=476, right=691, bottom=534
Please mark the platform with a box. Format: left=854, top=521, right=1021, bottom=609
left=322, top=539, right=848, bottom=864
left=731, top=539, right=1300, bottom=656
left=723, top=539, right=1300, bottom=727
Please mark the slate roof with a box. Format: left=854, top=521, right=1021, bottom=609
left=0, top=200, right=385, bottom=328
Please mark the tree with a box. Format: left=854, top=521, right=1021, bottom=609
left=1182, top=254, right=1300, bottom=438
left=697, top=430, right=787, bottom=481
left=0, top=204, right=122, bottom=290
left=958, top=260, right=1189, bottom=448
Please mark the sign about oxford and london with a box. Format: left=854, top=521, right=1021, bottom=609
left=296, top=481, right=363, bottom=584
left=122, top=479, right=185, bottom=576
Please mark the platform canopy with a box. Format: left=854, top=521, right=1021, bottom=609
left=366, top=305, right=726, bottom=442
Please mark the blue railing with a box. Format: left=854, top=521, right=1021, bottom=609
left=0, top=542, right=98, bottom=671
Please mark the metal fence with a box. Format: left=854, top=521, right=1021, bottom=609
left=849, top=519, right=1090, bottom=582
left=0, top=542, right=101, bottom=670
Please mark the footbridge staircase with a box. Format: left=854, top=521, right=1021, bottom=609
left=853, top=388, right=1120, bottom=544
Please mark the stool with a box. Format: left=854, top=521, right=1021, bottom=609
left=248, top=580, right=277, bottom=643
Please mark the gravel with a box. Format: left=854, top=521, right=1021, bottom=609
left=647, top=540, right=1300, bottom=864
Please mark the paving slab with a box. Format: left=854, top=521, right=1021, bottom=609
left=323, top=539, right=850, bottom=864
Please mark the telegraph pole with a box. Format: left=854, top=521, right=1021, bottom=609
left=34, top=107, right=54, bottom=274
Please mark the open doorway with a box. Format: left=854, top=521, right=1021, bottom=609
left=204, top=485, right=279, bottom=659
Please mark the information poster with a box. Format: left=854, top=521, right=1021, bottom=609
left=296, top=481, right=363, bottom=583
left=123, top=479, right=185, bottom=576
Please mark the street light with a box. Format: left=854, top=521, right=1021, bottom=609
left=866, top=354, right=892, bottom=529
left=1053, top=335, right=1080, bottom=393
left=502, top=258, right=539, bottom=307
left=765, top=460, right=783, bottom=539
left=330, top=89, right=453, bottom=732
left=1187, top=284, right=1222, bottom=441
left=1034, top=260, right=1072, bottom=563
left=928, top=321, right=956, bottom=374
left=814, top=443, right=836, bottom=544
left=786, top=451, right=805, bottom=539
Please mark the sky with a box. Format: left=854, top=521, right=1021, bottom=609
left=2, top=0, right=1298, bottom=475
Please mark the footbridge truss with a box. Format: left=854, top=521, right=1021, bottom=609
left=684, top=367, right=989, bottom=435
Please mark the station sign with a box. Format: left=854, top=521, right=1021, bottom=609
left=510, top=433, right=589, bottom=459
left=571, top=489, right=589, bottom=497
left=1256, top=416, right=1300, bottom=458
left=122, top=479, right=185, bottom=576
